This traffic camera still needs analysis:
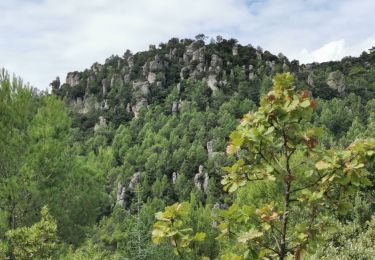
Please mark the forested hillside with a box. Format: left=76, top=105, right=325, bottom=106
left=1, top=36, right=375, bottom=259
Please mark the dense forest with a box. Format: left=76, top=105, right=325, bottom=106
left=1, top=36, right=375, bottom=259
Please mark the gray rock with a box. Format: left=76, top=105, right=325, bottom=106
left=66, top=72, right=81, bottom=87
left=307, top=72, right=315, bottom=88
left=210, top=54, right=223, bottom=68
left=207, top=141, right=214, bottom=158
left=133, top=80, right=150, bottom=97
left=180, top=67, right=190, bottom=80
left=126, top=103, right=131, bottom=113
left=147, top=72, right=157, bottom=84
left=207, top=74, right=218, bottom=91
left=123, top=74, right=131, bottom=85
left=149, top=56, right=166, bottom=72
left=327, top=71, right=346, bottom=94
left=116, top=182, right=126, bottom=207
left=91, top=63, right=103, bottom=74
left=102, top=78, right=108, bottom=96
left=172, top=172, right=178, bottom=184
left=132, top=98, right=148, bottom=118
left=129, top=172, right=142, bottom=191
left=194, top=165, right=209, bottom=193
left=172, top=101, right=179, bottom=115
left=94, top=116, right=107, bottom=131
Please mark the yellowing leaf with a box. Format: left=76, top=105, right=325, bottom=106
left=315, top=160, right=331, bottom=170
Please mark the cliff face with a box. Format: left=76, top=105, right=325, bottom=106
left=51, top=37, right=375, bottom=131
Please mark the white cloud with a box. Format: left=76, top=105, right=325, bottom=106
left=0, top=0, right=374, bottom=89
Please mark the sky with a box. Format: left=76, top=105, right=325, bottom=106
left=1, top=0, right=374, bottom=90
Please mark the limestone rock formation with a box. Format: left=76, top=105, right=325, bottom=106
left=132, top=98, right=148, bottom=118
left=327, top=71, right=346, bottom=94
left=172, top=172, right=178, bottom=184
left=66, top=72, right=81, bottom=87
left=207, top=141, right=214, bottom=158
left=129, top=172, right=142, bottom=191
left=94, top=116, right=107, bottom=131
left=116, top=182, right=126, bottom=207
left=172, top=101, right=179, bottom=115
left=133, top=80, right=150, bottom=97
left=194, top=165, right=209, bottom=193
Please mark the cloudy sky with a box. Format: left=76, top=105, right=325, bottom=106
left=1, top=0, right=374, bottom=90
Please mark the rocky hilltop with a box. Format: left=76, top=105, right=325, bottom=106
left=51, top=36, right=375, bottom=133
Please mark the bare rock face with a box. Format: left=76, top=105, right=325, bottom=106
left=133, top=80, right=150, bottom=97
left=126, top=103, right=131, bottom=113
left=327, top=71, right=346, bottom=94
left=91, top=63, right=103, bottom=75
left=207, top=74, right=218, bottom=91
left=176, top=83, right=181, bottom=94
left=123, top=74, right=131, bottom=85
left=307, top=72, right=315, bottom=88
left=127, top=56, right=134, bottom=68
left=194, top=165, right=209, bottom=193
left=132, top=98, right=148, bottom=118
left=207, top=141, right=214, bottom=158
left=149, top=55, right=166, bottom=72
left=210, top=54, right=223, bottom=69
left=50, top=76, right=60, bottom=90
left=147, top=72, right=157, bottom=84
left=172, top=101, right=179, bottom=115
left=102, top=78, right=109, bottom=96
left=172, top=172, right=178, bottom=184
left=116, top=182, right=126, bottom=207
left=94, top=116, right=107, bottom=131
left=129, top=172, right=142, bottom=191
left=66, top=72, right=81, bottom=87
left=110, top=74, right=122, bottom=88
left=180, top=67, right=190, bottom=80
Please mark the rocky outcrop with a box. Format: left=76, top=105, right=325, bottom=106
left=194, top=165, right=209, bottom=193
left=172, top=101, right=179, bottom=115
left=116, top=182, right=126, bottom=207
left=172, top=172, right=178, bottom=184
left=207, top=141, right=214, bottom=158
left=133, top=81, right=150, bottom=97
left=94, top=116, right=107, bottom=131
left=128, top=172, right=142, bottom=191
left=132, top=98, right=148, bottom=118
left=66, top=72, right=81, bottom=87
left=327, top=71, right=345, bottom=95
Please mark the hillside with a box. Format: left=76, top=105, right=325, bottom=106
left=1, top=36, right=375, bottom=259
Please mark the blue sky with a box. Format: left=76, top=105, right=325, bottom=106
left=1, top=0, right=374, bottom=90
